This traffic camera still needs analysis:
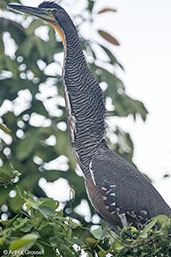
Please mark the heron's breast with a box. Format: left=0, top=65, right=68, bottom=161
left=63, top=82, right=76, bottom=144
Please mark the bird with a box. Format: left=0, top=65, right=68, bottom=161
left=8, top=1, right=171, bottom=235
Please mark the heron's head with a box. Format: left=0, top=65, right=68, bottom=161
left=8, top=1, right=75, bottom=46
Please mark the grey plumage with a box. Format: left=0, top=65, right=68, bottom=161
left=90, top=145, right=171, bottom=232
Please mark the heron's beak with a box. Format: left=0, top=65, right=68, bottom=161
left=8, top=3, right=66, bottom=46
left=8, top=4, right=55, bottom=23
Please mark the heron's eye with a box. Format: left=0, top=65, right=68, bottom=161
left=51, top=9, right=57, bottom=15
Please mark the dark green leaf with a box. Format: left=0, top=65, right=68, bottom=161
left=100, top=44, right=124, bottom=70
left=16, top=129, right=43, bottom=161
left=88, top=0, right=95, bottom=13
left=20, top=37, right=33, bottom=57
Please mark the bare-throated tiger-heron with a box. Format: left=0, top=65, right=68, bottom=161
left=8, top=1, right=171, bottom=235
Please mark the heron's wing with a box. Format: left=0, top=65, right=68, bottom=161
left=90, top=147, right=171, bottom=220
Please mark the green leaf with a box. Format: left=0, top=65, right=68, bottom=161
left=114, top=240, right=125, bottom=251
left=27, top=20, right=43, bottom=35
left=13, top=217, right=28, bottom=229
left=155, top=214, right=171, bottom=227
left=100, top=44, right=124, bottom=70
left=55, top=130, right=72, bottom=159
left=20, top=37, right=33, bottom=57
left=16, top=129, right=41, bottom=161
left=4, top=19, right=26, bottom=46
left=0, top=164, right=20, bottom=187
left=20, top=224, right=32, bottom=233
left=0, top=169, right=12, bottom=184
left=91, top=226, right=105, bottom=240
left=153, top=215, right=171, bottom=237
left=39, top=198, right=59, bottom=210
left=35, top=37, right=46, bottom=58
left=9, top=233, right=39, bottom=251
left=60, top=245, right=75, bottom=257
left=0, top=38, right=4, bottom=55
left=66, top=219, right=81, bottom=229
left=86, top=237, right=98, bottom=248
left=49, top=27, right=57, bottom=48
left=5, top=56, right=19, bottom=78
left=88, top=0, right=95, bottom=13
left=0, top=232, right=6, bottom=245
left=70, top=237, right=85, bottom=246
left=139, top=218, right=157, bottom=239
left=32, top=100, right=49, bottom=117
left=38, top=205, right=55, bottom=218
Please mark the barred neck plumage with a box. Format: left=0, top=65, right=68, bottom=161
left=62, top=26, right=106, bottom=170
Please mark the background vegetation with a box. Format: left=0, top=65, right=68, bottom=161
left=0, top=0, right=170, bottom=256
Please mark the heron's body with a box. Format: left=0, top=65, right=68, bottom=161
left=8, top=1, right=171, bottom=235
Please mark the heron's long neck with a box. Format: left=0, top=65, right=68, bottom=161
left=62, top=28, right=106, bottom=170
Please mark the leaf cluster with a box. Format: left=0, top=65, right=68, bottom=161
left=0, top=192, right=170, bottom=257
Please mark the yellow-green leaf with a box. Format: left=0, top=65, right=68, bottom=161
left=139, top=219, right=157, bottom=239
left=86, top=237, right=98, bottom=248
left=9, top=233, right=39, bottom=251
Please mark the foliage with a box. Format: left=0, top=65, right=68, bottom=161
left=0, top=192, right=171, bottom=257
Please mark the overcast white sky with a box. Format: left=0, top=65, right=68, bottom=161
left=6, top=0, right=171, bottom=208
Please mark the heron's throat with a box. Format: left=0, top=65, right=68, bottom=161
left=48, top=21, right=66, bottom=46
